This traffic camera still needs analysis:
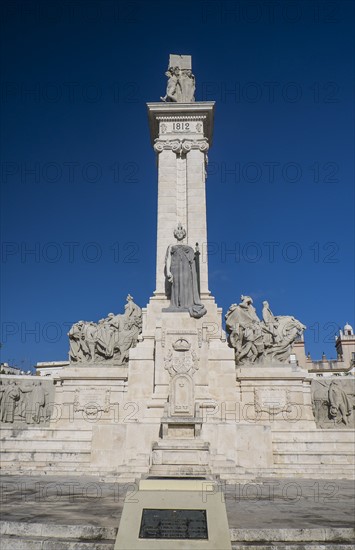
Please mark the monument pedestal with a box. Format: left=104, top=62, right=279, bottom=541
left=125, top=299, right=238, bottom=477
left=115, top=478, right=232, bottom=550
left=236, top=363, right=317, bottom=430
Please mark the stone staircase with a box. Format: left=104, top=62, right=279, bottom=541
left=0, top=428, right=92, bottom=474
left=268, top=429, right=355, bottom=478
left=212, top=429, right=355, bottom=481
left=1, top=427, right=354, bottom=480
left=0, top=427, right=153, bottom=480
left=149, top=439, right=212, bottom=477
left=210, top=450, right=251, bottom=480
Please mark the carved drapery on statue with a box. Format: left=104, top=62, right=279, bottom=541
left=164, top=224, right=206, bottom=319
left=68, top=294, right=142, bottom=365
left=161, top=54, right=195, bottom=103
left=0, top=379, right=54, bottom=425
left=0, top=380, right=20, bottom=423
left=311, top=378, right=354, bottom=429
left=225, top=296, right=306, bottom=365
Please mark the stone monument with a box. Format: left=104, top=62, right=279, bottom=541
left=1, top=55, right=354, bottom=485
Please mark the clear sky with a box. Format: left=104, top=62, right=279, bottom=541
left=1, top=0, right=354, bottom=371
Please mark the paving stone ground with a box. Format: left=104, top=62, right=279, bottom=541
left=0, top=475, right=354, bottom=530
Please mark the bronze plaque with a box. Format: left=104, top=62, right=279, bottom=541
left=139, top=508, right=208, bottom=540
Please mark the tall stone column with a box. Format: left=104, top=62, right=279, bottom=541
left=147, top=102, right=215, bottom=300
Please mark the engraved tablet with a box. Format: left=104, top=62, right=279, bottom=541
left=139, top=509, right=208, bottom=540
left=254, top=388, right=291, bottom=415
left=73, top=387, right=110, bottom=414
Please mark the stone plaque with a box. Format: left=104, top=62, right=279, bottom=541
left=73, top=387, right=110, bottom=414
left=254, top=387, right=291, bottom=415
left=159, top=120, right=203, bottom=135
left=139, top=509, right=208, bottom=540
left=171, top=374, right=194, bottom=416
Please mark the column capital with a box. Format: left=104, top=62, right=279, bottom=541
left=153, top=138, right=209, bottom=155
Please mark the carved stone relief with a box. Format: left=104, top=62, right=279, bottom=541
left=254, top=388, right=291, bottom=415
left=164, top=339, right=199, bottom=419
left=311, top=378, right=355, bottom=429
left=0, top=378, right=55, bottom=426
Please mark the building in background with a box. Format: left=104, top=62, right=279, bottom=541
left=293, top=323, right=355, bottom=377
left=35, top=361, right=69, bottom=377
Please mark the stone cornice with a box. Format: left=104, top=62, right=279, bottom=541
left=147, top=101, right=215, bottom=146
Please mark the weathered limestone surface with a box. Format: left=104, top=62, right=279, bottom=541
left=312, top=378, right=355, bottom=429
left=0, top=376, right=55, bottom=427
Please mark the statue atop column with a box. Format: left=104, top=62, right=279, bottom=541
left=68, top=294, right=142, bottom=365
left=164, top=223, right=206, bottom=319
left=161, top=54, right=195, bottom=103
left=225, top=296, right=305, bottom=365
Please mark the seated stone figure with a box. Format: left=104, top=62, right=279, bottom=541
left=225, top=296, right=263, bottom=364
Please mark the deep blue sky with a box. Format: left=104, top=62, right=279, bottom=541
left=1, top=0, right=354, bottom=370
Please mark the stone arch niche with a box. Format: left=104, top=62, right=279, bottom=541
left=170, top=373, right=194, bottom=417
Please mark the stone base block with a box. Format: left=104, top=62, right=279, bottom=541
left=150, top=439, right=211, bottom=477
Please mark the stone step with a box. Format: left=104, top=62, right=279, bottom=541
left=231, top=544, right=354, bottom=549
left=1, top=451, right=92, bottom=462
left=1, top=522, right=353, bottom=550
left=221, top=464, right=355, bottom=481
left=0, top=537, right=113, bottom=549
left=272, top=430, right=355, bottom=442
left=2, top=536, right=353, bottom=550
left=270, top=464, right=355, bottom=472
left=230, top=528, right=355, bottom=543
left=252, top=468, right=355, bottom=479
left=149, top=464, right=211, bottom=476
left=152, top=438, right=210, bottom=450
left=0, top=466, right=138, bottom=480
left=0, top=428, right=92, bottom=440
left=211, top=458, right=241, bottom=474
left=0, top=522, right=117, bottom=550
left=274, top=442, right=354, bottom=452
left=273, top=452, right=355, bottom=465
left=1, top=439, right=92, bottom=451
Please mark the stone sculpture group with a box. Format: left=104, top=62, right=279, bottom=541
left=68, top=295, right=142, bottom=364
left=225, top=295, right=306, bottom=365
left=0, top=379, right=47, bottom=424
